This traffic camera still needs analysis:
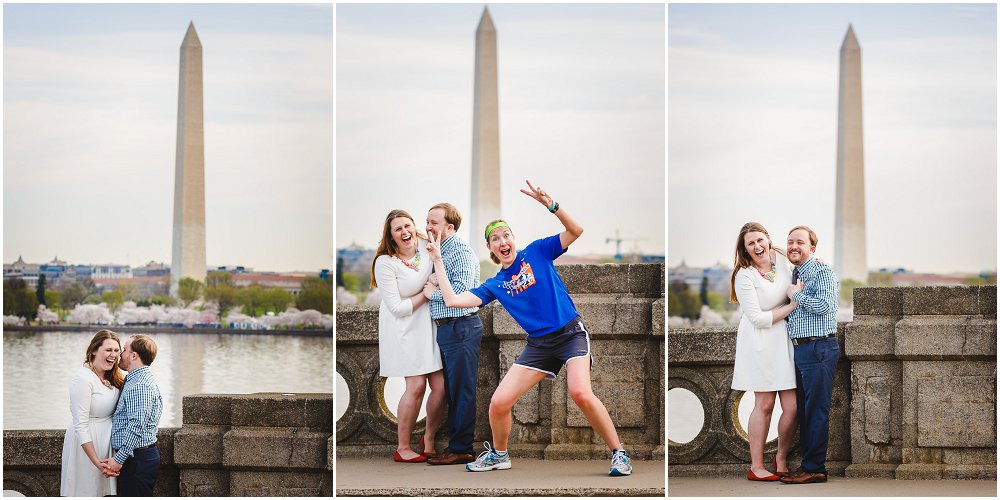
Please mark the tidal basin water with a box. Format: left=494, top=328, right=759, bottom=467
left=3, top=330, right=333, bottom=429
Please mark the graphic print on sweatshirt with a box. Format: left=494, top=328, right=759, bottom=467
left=500, top=261, right=536, bottom=296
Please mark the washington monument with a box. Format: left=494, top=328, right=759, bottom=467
left=834, top=25, right=867, bottom=284
left=470, top=7, right=500, bottom=259
left=171, top=22, right=207, bottom=295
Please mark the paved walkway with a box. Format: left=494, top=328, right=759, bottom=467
left=336, top=458, right=665, bottom=496
left=668, top=476, right=997, bottom=497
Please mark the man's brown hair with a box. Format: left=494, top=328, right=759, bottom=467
left=788, top=225, right=818, bottom=247
left=429, top=203, right=462, bottom=231
left=129, top=334, right=158, bottom=366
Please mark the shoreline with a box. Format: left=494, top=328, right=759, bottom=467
left=3, top=324, right=332, bottom=337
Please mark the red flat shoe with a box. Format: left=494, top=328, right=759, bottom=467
left=773, top=456, right=791, bottom=477
left=747, top=468, right=780, bottom=481
left=416, top=435, right=436, bottom=457
left=394, top=450, right=427, bottom=463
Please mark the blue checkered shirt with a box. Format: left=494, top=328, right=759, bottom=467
left=787, top=257, right=839, bottom=339
left=110, top=366, right=163, bottom=464
left=429, top=234, right=480, bottom=319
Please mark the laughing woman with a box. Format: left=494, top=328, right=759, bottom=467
left=424, top=180, right=632, bottom=477
left=730, top=222, right=798, bottom=481
left=372, top=209, right=446, bottom=463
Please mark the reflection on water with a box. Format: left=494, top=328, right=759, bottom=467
left=3, top=331, right=332, bottom=429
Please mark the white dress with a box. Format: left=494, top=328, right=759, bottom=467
left=374, top=241, right=443, bottom=377
left=60, top=365, right=119, bottom=497
left=731, top=251, right=796, bottom=392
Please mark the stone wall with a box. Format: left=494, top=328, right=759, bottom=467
left=845, top=286, right=996, bottom=480
left=3, top=393, right=333, bottom=496
left=336, top=263, right=666, bottom=460
left=667, top=285, right=997, bottom=479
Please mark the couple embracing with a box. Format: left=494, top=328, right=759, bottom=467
left=730, top=223, right=839, bottom=484
left=60, top=330, right=163, bottom=496
left=372, top=180, right=632, bottom=476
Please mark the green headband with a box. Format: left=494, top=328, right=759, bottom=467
left=484, top=221, right=510, bottom=241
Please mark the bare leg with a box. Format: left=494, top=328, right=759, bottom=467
left=775, top=389, right=797, bottom=473
left=748, top=391, right=776, bottom=478
left=396, top=375, right=427, bottom=460
left=422, top=370, right=446, bottom=455
left=565, top=356, right=621, bottom=451
left=489, top=366, right=547, bottom=451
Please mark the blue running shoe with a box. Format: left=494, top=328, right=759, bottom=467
left=610, top=446, right=632, bottom=476
left=465, top=441, right=511, bottom=472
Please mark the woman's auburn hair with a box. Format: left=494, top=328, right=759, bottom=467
left=85, top=329, right=125, bottom=390
left=729, top=222, right=771, bottom=303
left=370, top=210, right=427, bottom=288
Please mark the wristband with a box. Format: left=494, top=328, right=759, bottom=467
left=548, top=201, right=560, bottom=213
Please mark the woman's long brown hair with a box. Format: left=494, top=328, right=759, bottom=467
left=370, top=210, right=427, bottom=288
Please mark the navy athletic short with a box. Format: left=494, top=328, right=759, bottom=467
left=513, top=316, right=591, bottom=380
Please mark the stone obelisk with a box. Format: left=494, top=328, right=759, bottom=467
left=171, top=22, right=206, bottom=296
left=470, top=7, right=500, bottom=259
left=834, top=25, right=867, bottom=284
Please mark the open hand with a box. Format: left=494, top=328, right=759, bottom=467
left=519, top=179, right=553, bottom=208
left=787, top=281, right=804, bottom=299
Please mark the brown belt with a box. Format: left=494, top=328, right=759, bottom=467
left=791, top=334, right=835, bottom=346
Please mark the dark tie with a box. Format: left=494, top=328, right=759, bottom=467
left=791, top=267, right=799, bottom=284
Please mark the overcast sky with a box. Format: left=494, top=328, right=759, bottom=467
left=4, top=4, right=332, bottom=272
left=669, top=3, right=996, bottom=274
left=337, top=4, right=665, bottom=257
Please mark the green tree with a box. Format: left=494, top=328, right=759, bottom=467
left=177, top=278, right=204, bottom=306
left=36, top=274, right=47, bottom=306
left=236, top=285, right=266, bottom=317
left=4, top=278, right=38, bottom=320
left=61, top=281, right=97, bottom=308
left=205, top=271, right=236, bottom=316
left=45, top=290, right=61, bottom=310
left=699, top=276, right=709, bottom=306
left=706, top=291, right=726, bottom=312
left=297, top=277, right=333, bottom=314
left=116, top=281, right=139, bottom=302
left=342, top=273, right=359, bottom=292
left=668, top=280, right=701, bottom=320
left=840, top=278, right=864, bottom=305
left=150, top=295, right=177, bottom=307
left=101, top=290, right=125, bottom=313
left=263, top=288, right=294, bottom=314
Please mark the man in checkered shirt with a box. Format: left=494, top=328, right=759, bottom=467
left=422, top=203, right=483, bottom=466
left=780, top=226, right=839, bottom=485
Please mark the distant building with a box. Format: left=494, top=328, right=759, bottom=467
left=91, top=264, right=133, bottom=280
left=668, top=260, right=732, bottom=296
left=338, top=244, right=375, bottom=276
left=134, top=261, right=170, bottom=278
left=233, top=273, right=307, bottom=296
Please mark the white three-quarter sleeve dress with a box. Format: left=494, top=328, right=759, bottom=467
left=374, top=242, right=443, bottom=377
left=60, top=365, right=119, bottom=497
left=731, top=251, right=796, bottom=392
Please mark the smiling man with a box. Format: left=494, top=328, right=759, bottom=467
left=781, top=226, right=839, bottom=485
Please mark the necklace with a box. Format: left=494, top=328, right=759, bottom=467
left=87, top=363, right=114, bottom=389
left=755, top=261, right=776, bottom=282
left=398, top=252, right=420, bottom=272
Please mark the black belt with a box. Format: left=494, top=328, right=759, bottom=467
left=791, top=333, right=835, bottom=346
left=434, top=315, right=472, bottom=327
left=114, top=442, right=156, bottom=453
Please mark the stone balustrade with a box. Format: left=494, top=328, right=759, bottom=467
left=336, top=263, right=666, bottom=460
left=667, top=285, right=997, bottom=479
left=3, top=393, right=333, bottom=496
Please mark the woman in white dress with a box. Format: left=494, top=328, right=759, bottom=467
left=371, top=209, right=446, bottom=462
left=729, top=222, right=798, bottom=481
left=60, top=329, right=124, bottom=496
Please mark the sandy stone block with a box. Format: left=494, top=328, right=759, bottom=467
left=567, top=343, right=644, bottom=427
left=652, top=298, right=664, bottom=336
left=978, top=286, right=997, bottom=318
left=626, top=264, right=663, bottom=295
left=895, top=317, right=968, bottom=357
left=223, top=428, right=331, bottom=469
left=917, top=375, right=996, bottom=448
left=1, top=430, right=65, bottom=467
left=668, top=327, right=737, bottom=364
left=179, top=468, right=230, bottom=496
left=863, top=376, right=891, bottom=445
left=556, top=264, right=630, bottom=293
left=183, top=394, right=234, bottom=425
left=231, top=394, right=332, bottom=429
left=174, top=424, right=227, bottom=466
left=230, top=470, right=331, bottom=497
left=845, top=317, right=896, bottom=358
left=854, top=287, right=902, bottom=316
left=613, top=298, right=653, bottom=335
left=575, top=298, right=618, bottom=336
left=902, top=286, right=978, bottom=316
left=335, top=306, right=379, bottom=342
left=965, top=318, right=997, bottom=356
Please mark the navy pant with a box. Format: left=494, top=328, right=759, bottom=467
left=436, top=315, right=483, bottom=455
left=793, top=336, right=839, bottom=474
left=116, top=446, right=160, bottom=496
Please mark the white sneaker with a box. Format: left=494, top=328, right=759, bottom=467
left=465, top=441, right=511, bottom=472
left=610, top=446, right=632, bottom=476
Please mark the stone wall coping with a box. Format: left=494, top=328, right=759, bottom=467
left=854, top=285, right=996, bottom=317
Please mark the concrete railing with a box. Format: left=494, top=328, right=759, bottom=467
left=336, top=263, right=665, bottom=460
left=3, top=393, right=333, bottom=496
left=667, top=285, right=997, bottom=479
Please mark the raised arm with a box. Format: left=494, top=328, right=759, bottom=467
left=373, top=257, right=428, bottom=318
left=790, top=265, right=838, bottom=315
left=520, top=180, right=583, bottom=249
left=426, top=231, right=483, bottom=309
